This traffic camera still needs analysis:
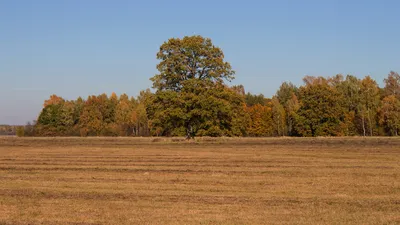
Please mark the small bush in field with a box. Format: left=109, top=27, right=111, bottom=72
left=16, top=127, right=25, bottom=137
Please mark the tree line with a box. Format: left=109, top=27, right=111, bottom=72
left=0, top=125, right=19, bottom=136
left=20, top=36, right=400, bottom=137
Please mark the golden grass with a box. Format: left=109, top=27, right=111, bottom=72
left=0, top=137, right=399, bottom=224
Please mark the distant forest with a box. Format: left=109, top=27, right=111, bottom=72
left=0, top=125, right=20, bottom=136
left=18, top=36, right=400, bottom=137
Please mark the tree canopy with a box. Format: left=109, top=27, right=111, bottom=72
left=149, top=36, right=241, bottom=138
left=151, top=35, right=234, bottom=91
left=27, top=35, right=400, bottom=137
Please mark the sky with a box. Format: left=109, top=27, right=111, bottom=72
left=1, top=0, right=399, bottom=125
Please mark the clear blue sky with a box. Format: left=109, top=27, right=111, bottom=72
left=1, top=0, right=399, bottom=125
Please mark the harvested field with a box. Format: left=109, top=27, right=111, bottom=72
left=0, top=137, right=399, bottom=224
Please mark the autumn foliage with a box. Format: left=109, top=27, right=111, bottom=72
left=30, top=36, right=400, bottom=137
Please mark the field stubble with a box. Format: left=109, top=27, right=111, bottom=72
left=0, top=137, right=399, bottom=224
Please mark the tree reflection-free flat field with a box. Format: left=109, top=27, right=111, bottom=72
left=0, top=137, right=399, bottom=224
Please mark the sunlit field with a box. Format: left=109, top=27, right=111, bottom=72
left=0, top=137, right=399, bottom=224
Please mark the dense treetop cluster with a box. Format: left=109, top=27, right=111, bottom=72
left=20, top=36, right=400, bottom=137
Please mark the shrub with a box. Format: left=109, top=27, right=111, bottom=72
left=16, top=126, right=25, bottom=137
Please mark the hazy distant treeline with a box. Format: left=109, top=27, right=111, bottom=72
left=0, top=125, right=18, bottom=135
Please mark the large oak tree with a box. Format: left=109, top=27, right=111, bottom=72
left=149, top=35, right=240, bottom=138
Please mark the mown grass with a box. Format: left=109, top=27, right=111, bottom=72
left=0, top=137, right=399, bottom=224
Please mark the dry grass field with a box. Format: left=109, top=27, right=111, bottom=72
left=0, top=137, right=399, bottom=224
